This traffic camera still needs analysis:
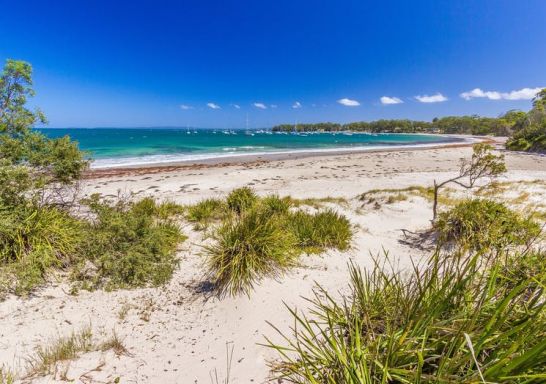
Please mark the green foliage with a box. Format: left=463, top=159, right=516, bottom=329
left=204, top=208, right=298, bottom=297
left=288, top=209, right=352, bottom=253
left=0, top=203, right=83, bottom=295
left=226, top=187, right=258, bottom=215
left=73, top=195, right=186, bottom=290
left=0, top=366, right=14, bottom=384
left=203, top=188, right=354, bottom=296
left=432, top=143, right=506, bottom=220
left=0, top=59, right=88, bottom=203
left=272, top=116, right=514, bottom=136
left=27, top=327, right=94, bottom=377
left=506, top=88, right=546, bottom=153
left=267, top=248, right=546, bottom=383
left=436, top=199, right=541, bottom=251
left=259, top=194, right=292, bottom=216
left=186, top=198, right=226, bottom=229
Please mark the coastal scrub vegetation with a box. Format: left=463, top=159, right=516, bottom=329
left=0, top=59, right=186, bottom=296
left=195, top=188, right=353, bottom=296
left=23, top=326, right=128, bottom=380
left=267, top=238, right=546, bottom=382
left=435, top=199, right=541, bottom=252
left=72, top=195, right=186, bottom=291
left=506, top=89, right=546, bottom=153
left=431, top=143, right=506, bottom=220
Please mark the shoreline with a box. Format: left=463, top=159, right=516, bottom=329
left=85, top=134, right=490, bottom=179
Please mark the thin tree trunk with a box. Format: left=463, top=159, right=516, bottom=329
left=432, top=180, right=439, bottom=221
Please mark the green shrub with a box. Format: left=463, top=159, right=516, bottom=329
left=506, top=122, right=546, bottom=153
left=186, top=198, right=226, bottom=229
left=259, top=194, right=292, bottom=216
left=435, top=199, right=541, bottom=251
left=288, top=209, right=352, bottom=253
left=226, top=187, right=257, bottom=215
left=267, top=249, right=546, bottom=383
left=204, top=208, right=298, bottom=296
left=73, top=195, right=186, bottom=290
left=0, top=203, right=83, bottom=295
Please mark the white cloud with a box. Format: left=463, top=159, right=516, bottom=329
left=180, top=104, right=194, bottom=110
left=207, top=102, right=221, bottom=109
left=415, top=93, right=448, bottom=103
left=230, top=103, right=241, bottom=109
left=460, top=88, right=501, bottom=100
left=460, top=87, right=541, bottom=101
left=253, top=102, right=267, bottom=109
left=380, top=96, right=403, bottom=105
left=337, top=98, right=360, bottom=107
left=292, top=101, right=302, bottom=109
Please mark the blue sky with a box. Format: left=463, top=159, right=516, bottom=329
left=1, top=0, right=545, bottom=128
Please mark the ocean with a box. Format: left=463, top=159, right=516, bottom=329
left=38, top=128, right=464, bottom=168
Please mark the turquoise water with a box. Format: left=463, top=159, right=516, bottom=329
left=39, top=128, right=463, bottom=168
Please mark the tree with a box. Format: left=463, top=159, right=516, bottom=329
left=432, top=143, right=506, bottom=220
left=0, top=59, right=88, bottom=206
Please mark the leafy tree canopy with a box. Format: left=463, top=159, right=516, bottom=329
left=0, top=59, right=88, bottom=205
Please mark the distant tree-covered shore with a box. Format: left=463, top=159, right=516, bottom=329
left=273, top=89, right=546, bottom=154
left=272, top=115, right=519, bottom=136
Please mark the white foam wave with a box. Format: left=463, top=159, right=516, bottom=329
left=90, top=135, right=476, bottom=169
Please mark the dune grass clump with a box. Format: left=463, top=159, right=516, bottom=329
left=202, top=187, right=354, bottom=296
left=204, top=208, right=298, bottom=296
left=186, top=198, right=226, bottom=229
left=73, top=195, right=186, bottom=290
left=226, top=187, right=258, bottom=215
left=435, top=198, right=541, bottom=251
left=0, top=366, right=15, bottom=384
left=289, top=209, right=352, bottom=253
left=0, top=203, right=83, bottom=295
left=267, top=247, right=546, bottom=383
left=27, top=327, right=95, bottom=377
left=259, top=194, right=292, bottom=216
left=25, top=327, right=128, bottom=379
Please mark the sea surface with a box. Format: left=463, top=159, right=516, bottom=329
left=39, top=128, right=464, bottom=168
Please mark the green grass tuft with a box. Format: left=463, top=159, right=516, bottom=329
left=226, top=187, right=258, bottom=215
left=259, top=194, right=292, bottom=216
left=204, top=208, right=298, bottom=297
left=288, top=209, right=353, bottom=253
left=0, top=203, right=83, bottom=295
left=186, top=198, right=226, bottom=229
left=266, top=247, right=546, bottom=383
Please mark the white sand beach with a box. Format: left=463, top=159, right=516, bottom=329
left=2, top=143, right=546, bottom=383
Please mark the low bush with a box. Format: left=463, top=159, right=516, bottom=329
left=260, top=194, right=292, bottom=216
left=203, top=188, right=354, bottom=296
left=0, top=203, right=83, bottom=295
left=435, top=199, right=541, bottom=251
left=267, top=248, right=546, bottom=383
left=288, top=209, right=352, bottom=253
left=226, top=187, right=257, bottom=215
left=204, top=208, right=298, bottom=296
left=186, top=198, right=226, bottom=229
left=73, top=195, right=186, bottom=290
